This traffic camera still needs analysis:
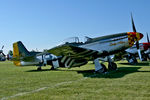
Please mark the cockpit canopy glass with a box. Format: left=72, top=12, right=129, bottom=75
left=59, top=36, right=93, bottom=45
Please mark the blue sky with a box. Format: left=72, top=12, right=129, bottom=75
left=0, top=0, right=150, bottom=54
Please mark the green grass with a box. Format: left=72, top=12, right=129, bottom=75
left=0, top=61, right=150, bottom=100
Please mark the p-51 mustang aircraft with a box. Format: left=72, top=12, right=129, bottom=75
left=125, top=33, right=150, bottom=64
left=12, top=16, right=143, bottom=73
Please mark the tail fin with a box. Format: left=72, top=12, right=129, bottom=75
left=13, top=41, right=30, bottom=66
left=13, top=41, right=30, bottom=57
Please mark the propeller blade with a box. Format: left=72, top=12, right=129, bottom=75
left=136, top=41, right=139, bottom=49
left=147, top=33, right=150, bottom=43
left=2, top=52, right=5, bottom=56
left=135, top=38, right=142, bottom=61
left=131, top=13, right=137, bottom=32
left=1, top=45, right=4, bottom=50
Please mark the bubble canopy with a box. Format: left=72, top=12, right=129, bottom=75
left=59, top=36, right=92, bottom=45
left=62, top=37, right=79, bottom=44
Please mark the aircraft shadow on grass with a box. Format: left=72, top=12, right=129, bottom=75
left=119, top=62, right=150, bottom=66
left=26, top=66, right=150, bottom=79
left=77, top=67, right=150, bottom=78
left=26, top=69, right=52, bottom=72
left=77, top=62, right=150, bottom=78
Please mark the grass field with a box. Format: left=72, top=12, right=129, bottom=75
left=0, top=61, right=150, bottom=100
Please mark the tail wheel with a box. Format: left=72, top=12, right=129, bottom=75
left=108, top=62, right=117, bottom=71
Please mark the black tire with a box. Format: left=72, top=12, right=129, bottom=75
left=126, top=55, right=138, bottom=65
left=101, top=63, right=107, bottom=72
left=128, top=58, right=137, bottom=65
left=142, top=53, right=147, bottom=61
left=108, top=62, right=117, bottom=71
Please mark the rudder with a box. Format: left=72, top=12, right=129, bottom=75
left=13, top=41, right=30, bottom=66
left=13, top=41, right=30, bottom=57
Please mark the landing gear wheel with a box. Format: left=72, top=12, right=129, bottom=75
left=142, top=53, right=147, bottom=61
left=142, top=57, right=147, bottom=61
left=97, top=63, right=107, bottom=73
left=127, top=58, right=137, bottom=65
left=108, top=62, right=117, bottom=71
left=37, top=67, right=42, bottom=71
left=126, top=54, right=138, bottom=65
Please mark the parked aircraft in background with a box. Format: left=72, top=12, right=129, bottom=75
left=12, top=15, right=143, bottom=73
left=6, top=50, right=13, bottom=60
left=125, top=33, right=150, bottom=64
left=0, top=45, right=6, bottom=61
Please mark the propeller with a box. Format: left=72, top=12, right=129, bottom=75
left=131, top=14, right=143, bottom=61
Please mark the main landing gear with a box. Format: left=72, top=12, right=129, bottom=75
left=141, top=53, right=148, bottom=61
left=94, top=56, right=117, bottom=73
left=126, top=54, right=137, bottom=65
left=94, top=58, right=107, bottom=73
left=107, top=56, right=117, bottom=71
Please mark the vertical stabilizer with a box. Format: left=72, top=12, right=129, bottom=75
left=13, top=41, right=30, bottom=66
left=13, top=41, right=30, bottom=57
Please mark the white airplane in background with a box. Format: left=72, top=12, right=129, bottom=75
left=0, top=45, right=6, bottom=61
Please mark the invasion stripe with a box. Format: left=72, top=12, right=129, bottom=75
left=61, top=56, right=67, bottom=63
left=65, top=58, right=71, bottom=68
left=68, top=59, right=75, bottom=67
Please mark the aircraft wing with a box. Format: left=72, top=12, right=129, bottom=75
left=47, top=43, right=99, bottom=61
